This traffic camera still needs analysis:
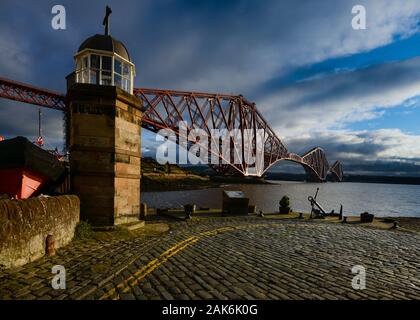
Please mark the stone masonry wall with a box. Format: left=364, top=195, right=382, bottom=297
left=0, top=195, right=80, bottom=269
left=114, top=103, right=142, bottom=225
left=68, top=84, right=142, bottom=226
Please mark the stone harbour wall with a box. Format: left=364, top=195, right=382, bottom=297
left=0, top=195, right=80, bottom=269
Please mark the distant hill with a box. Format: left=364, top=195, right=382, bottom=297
left=180, top=164, right=215, bottom=176
left=265, top=171, right=420, bottom=185
left=141, top=159, right=270, bottom=191
left=141, top=157, right=213, bottom=192
left=343, top=175, right=420, bottom=185
left=142, top=157, right=199, bottom=175
left=142, top=160, right=420, bottom=186
left=265, top=172, right=307, bottom=182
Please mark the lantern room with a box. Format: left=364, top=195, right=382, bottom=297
left=71, top=7, right=135, bottom=94
left=73, top=34, right=135, bottom=94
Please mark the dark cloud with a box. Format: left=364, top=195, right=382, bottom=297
left=271, top=158, right=420, bottom=176
left=258, top=57, right=420, bottom=138
left=0, top=100, right=64, bottom=148
left=277, top=130, right=420, bottom=176
left=1, top=0, right=420, bottom=175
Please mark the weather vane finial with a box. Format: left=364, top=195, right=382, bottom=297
left=103, top=6, right=112, bottom=36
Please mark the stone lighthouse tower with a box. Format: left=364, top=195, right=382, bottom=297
left=66, top=7, right=142, bottom=226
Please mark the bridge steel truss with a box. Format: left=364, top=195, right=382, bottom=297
left=0, top=77, right=66, bottom=111
left=134, top=88, right=289, bottom=177
left=330, top=161, right=344, bottom=182
left=0, top=77, right=343, bottom=181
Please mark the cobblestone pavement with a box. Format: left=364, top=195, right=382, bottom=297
left=1, top=217, right=420, bottom=300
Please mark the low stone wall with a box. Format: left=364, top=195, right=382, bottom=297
left=0, top=195, right=80, bottom=269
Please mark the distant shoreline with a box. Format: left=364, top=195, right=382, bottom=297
left=182, top=164, right=420, bottom=186
left=142, top=174, right=420, bottom=192
left=141, top=171, right=420, bottom=192
left=141, top=158, right=420, bottom=192
left=141, top=174, right=271, bottom=192
left=265, top=172, right=420, bottom=186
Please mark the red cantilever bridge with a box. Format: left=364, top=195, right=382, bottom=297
left=0, top=77, right=343, bottom=182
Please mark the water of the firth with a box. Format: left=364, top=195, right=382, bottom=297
left=142, top=181, right=420, bottom=217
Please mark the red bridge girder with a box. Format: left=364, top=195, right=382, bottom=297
left=282, top=147, right=330, bottom=182
left=0, top=77, right=343, bottom=181
left=330, top=161, right=344, bottom=182
left=0, top=77, right=66, bottom=111
left=134, top=88, right=289, bottom=177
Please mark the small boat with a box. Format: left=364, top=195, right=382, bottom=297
left=0, top=136, right=67, bottom=199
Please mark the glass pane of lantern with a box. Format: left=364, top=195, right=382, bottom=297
left=101, top=71, right=112, bottom=85
left=123, top=78, right=130, bottom=92
left=102, top=56, right=112, bottom=71
left=122, top=63, right=130, bottom=76
left=90, top=55, right=100, bottom=69
left=90, top=70, right=99, bottom=84
left=114, top=74, right=122, bottom=89
left=114, top=59, right=122, bottom=74
left=82, top=70, right=89, bottom=83
left=83, top=56, right=88, bottom=69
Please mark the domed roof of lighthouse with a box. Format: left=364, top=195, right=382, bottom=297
left=78, top=34, right=131, bottom=61
left=71, top=6, right=135, bottom=95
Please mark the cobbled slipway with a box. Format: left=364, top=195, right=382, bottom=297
left=1, top=217, right=419, bottom=300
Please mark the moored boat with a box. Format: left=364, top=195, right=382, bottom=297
left=0, top=136, right=66, bottom=199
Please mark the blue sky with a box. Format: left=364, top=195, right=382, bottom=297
left=0, top=0, right=420, bottom=176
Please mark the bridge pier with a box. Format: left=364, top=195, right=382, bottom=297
left=303, top=166, right=325, bottom=183
left=67, top=84, right=143, bottom=226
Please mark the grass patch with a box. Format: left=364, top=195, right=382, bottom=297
left=74, top=221, right=94, bottom=240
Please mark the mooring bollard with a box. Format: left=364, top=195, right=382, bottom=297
left=360, top=212, right=374, bottom=223
left=184, top=204, right=195, bottom=219
left=343, top=216, right=348, bottom=223
left=248, top=205, right=257, bottom=214
left=298, top=212, right=304, bottom=219
left=392, top=221, right=399, bottom=229
left=46, top=235, right=55, bottom=256
left=140, top=203, right=148, bottom=220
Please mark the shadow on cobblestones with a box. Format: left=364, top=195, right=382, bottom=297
left=1, top=217, right=420, bottom=300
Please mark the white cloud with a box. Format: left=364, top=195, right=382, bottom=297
left=136, top=0, right=420, bottom=93
left=258, top=57, right=420, bottom=139
left=0, top=29, right=31, bottom=80
left=1, top=0, right=420, bottom=174
left=286, top=129, right=420, bottom=163
left=372, top=129, right=420, bottom=160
